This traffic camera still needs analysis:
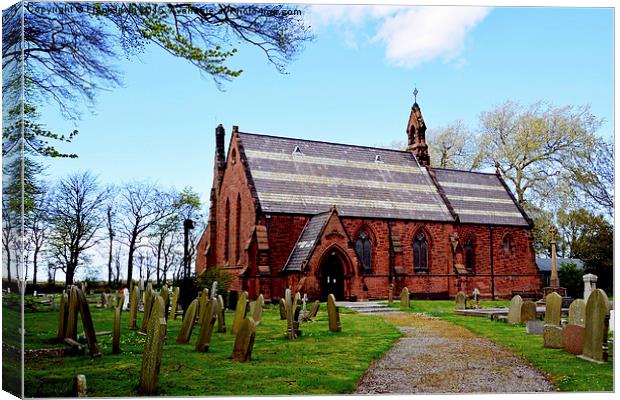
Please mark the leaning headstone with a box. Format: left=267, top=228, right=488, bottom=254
left=195, top=299, right=217, bottom=352
left=112, top=306, right=122, bottom=354
left=526, top=320, right=544, bottom=335
left=327, top=294, right=342, bottom=332
left=217, top=295, right=226, bottom=333
left=400, top=287, right=410, bottom=308
left=57, top=291, right=69, bottom=341
left=76, top=288, right=102, bottom=358
left=507, top=295, right=523, bottom=324
left=231, top=318, right=257, bottom=362
left=455, top=291, right=467, bottom=310
left=578, top=289, right=610, bottom=363
left=140, top=288, right=155, bottom=333
left=128, top=286, right=139, bottom=330
left=160, top=285, right=170, bottom=319
left=308, top=300, right=320, bottom=319
left=568, top=299, right=586, bottom=326
left=139, top=296, right=167, bottom=395
left=170, top=287, right=180, bottom=320
left=544, top=292, right=562, bottom=326
left=252, top=294, right=264, bottom=325
left=563, top=324, right=586, bottom=355
left=74, top=374, right=87, bottom=397
left=520, top=301, right=537, bottom=323
left=279, top=298, right=287, bottom=320
left=65, top=286, right=80, bottom=340
left=176, top=299, right=198, bottom=344
left=543, top=325, right=564, bottom=349
left=198, top=288, right=209, bottom=323
left=231, top=291, right=248, bottom=336
left=388, top=284, right=394, bottom=305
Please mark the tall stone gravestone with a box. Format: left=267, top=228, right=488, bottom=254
left=195, top=299, right=217, bottom=352
left=520, top=301, right=537, bottom=323
left=231, top=291, right=248, bottom=336
left=507, top=295, right=523, bottom=324
left=563, top=299, right=586, bottom=355
left=292, top=292, right=302, bottom=336
left=455, top=291, right=467, bottom=310
left=543, top=292, right=563, bottom=349
left=231, top=318, right=257, bottom=362
left=160, top=285, right=170, bottom=319
left=279, top=298, right=287, bottom=320
left=128, top=286, right=139, bottom=330
left=176, top=299, right=198, bottom=344
left=140, top=287, right=155, bottom=333
left=217, top=295, right=226, bottom=333
left=284, top=288, right=296, bottom=339
left=65, top=286, right=80, bottom=340
left=308, top=300, right=320, bottom=319
left=400, top=287, right=410, bottom=308
left=578, top=289, right=610, bottom=363
left=170, top=287, right=180, bottom=320
left=139, top=296, right=167, bottom=395
left=112, top=306, right=122, bottom=354
left=252, top=294, right=264, bottom=325
left=76, top=287, right=102, bottom=358
left=57, top=291, right=69, bottom=341
left=198, top=288, right=209, bottom=324
left=327, top=294, right=342, bottom=332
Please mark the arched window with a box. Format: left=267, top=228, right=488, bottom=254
left=235, top=194, right=241, bottom=263
left=465, top=238, right=474, bottom=272
left=413, top=233, right=428, bottom=272
left=224, top=199, right=230, bottom=263
left=503, top=234, right=513, bottom=254
left=355, top=231, right=372, bottom=273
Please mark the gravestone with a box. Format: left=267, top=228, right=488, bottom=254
left=106, top=293, right=114, bottom=309
left=526, top=320, right=544, bottom=335
left=170, top=287, right=180, bottom=320
left=279, top=298, right=286, bottom=320
left=160, top=285, right=170, bottom=319
left=176, top=299, right=198, bottom=344
left=112, top=306, right=122, bottom=354
left=472, top=288, right=481, bottom=309
left=327, top=294, right=342, bottom=332
left=400, top=287, right=410, bottom=308
left=74, top=374, right=87, bottom=397
left=543, top=325, right=564, bottom=349
left=455, top=291, right=467, bottom=310
left=308, top=300, right=320, bottom=319
left=76, top=288, right=102, bottom=357
left=520, top=301, right=537, bottom=323
left=292, top=292, right=302, bottom=336
left=582, top=273, right=597, bottom=303
left=568, top=299, right=586, bottom=326
left=140, top=288, right=155, bottom=333
left=231, top=291, right=248, bottom=336
left=563, top=324, right=586, bottom=355
left=284, top=288, right=295, bottom=339
left=57, top=291, right=69, bottom=341
left=231, top=318, right=257, bottom=362
left=578, top=289, right=610, bottom=363
left=100, top=293, right=107, bottom=308
left=122, top=288, right=130, bottom=310
left=198, top=288, right=209, bottom=323
left=65, top=286, right=80, bottom=340
left=128, top=286, right=139, bottom=330
left=300, top=293, right=308, bottom=321
left=195, top=299, right=217, bottom=352
left=507, top=295, right=523, bottom=324
left=217, top=295, right=226, bottom=333
left=139, top=296, right=167, bottom=395
left=544, top=292, right=562, bottom=326
left=116, top=293, right=125, bottom=310
left=252, top=294, right=264, bottom=325
left=388, top=284, right=394, bottom=305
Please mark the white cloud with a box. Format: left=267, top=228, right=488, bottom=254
left=308, top=5, right=491, bottom=68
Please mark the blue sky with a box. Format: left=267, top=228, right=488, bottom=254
left=37, top=4, right=614, bottom=210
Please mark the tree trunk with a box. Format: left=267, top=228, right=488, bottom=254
left=127, top=238, right=136, bottom=288
left=66, top=265, right=75, bottom=286
left=107, top=208, right=114, bottom=286
left=5, top=244, right=11, bottom=285
left=33, top=247, right=39, bottom=286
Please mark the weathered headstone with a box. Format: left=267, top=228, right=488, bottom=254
left=279, top=298, right=286, bottom=320
left=472, top=288, right=481, bottom=309
left=176, top=299, right=198, bottom=344
left=568, top=299, right=586, bottom=326
left=520, top=301, right=537, bottom=323
left=195, top=299, right=217, bottom=352
left=100, top=293, right=107, bottom=308
left=139, top=296, right=167, bottom=395
left=217, top=295, right=226, bottom=333
left=284, top=288, right=295, bottom=339
left=526, top=320, right=544, bottom=335
left=327, top=294, right=342, bottom=332
left=544, top=292, right=562, bottom=326
left=231, top=318, right=257, bottom=362
left=140, top=288, right=155, bottom=333
left=74, top=374, right=87, bottom=397
left=106, top=293, right=114, bottom=309
left=112, top=306, right=122, bottom=354
left=507, top=295, right=523, bottom=324
left=252, top=294, right=264, bottom=325
left=170, top=287, right=180, bottom=320
left=198, top=288, right=209, bottom=323
left=122, top=288, right=130, bottom=310
left=65, top=286, right=79, bottom=340
left=400, top=287, right=410, bottom=308
left=160, top=285, right=170, bottom=319
left=455, top=291, right=467, bottom=310
left=128, top=286, right=139, bottom=330
left=308, top=300, right=320, bottom=319
left=57, top=291, right=69, bottom=341
left=211, top=281, right=218, bottom=299
left=563, top=324, right=585, bottom=355
left=388, top=284, right=394, bottom=305
left=578, top=289, right=610, bottom=363
left=543, top=325, right=564, bottom=348
left=231, top=291, right=248, bottom=335
left=76, top=287, right=102, bottom=357
left=582, top=273, right=598, bottom=303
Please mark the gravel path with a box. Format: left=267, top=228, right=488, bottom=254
left=355, top=312, right=556, bottom=394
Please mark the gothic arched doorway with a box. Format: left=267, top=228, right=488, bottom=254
left=319, top=250, right=346, bottom=301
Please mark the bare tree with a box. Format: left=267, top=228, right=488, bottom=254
left=25, top=188, right=49, bottom=286
left=47, top=172, right=107, bottom=285
left=427, top=121, right=476, bottom=170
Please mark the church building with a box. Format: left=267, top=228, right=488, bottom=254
left=196, top=101, right=542, bottom=301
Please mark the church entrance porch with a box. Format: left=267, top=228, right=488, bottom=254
left=319, top=251, right=346, bottom=301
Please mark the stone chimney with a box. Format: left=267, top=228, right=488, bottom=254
left=406, top=102, right=430, bottom=166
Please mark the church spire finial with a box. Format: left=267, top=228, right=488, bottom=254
left=413, top=86, right=418, bottom=103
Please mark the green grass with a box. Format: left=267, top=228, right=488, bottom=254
left=22, top=299, right=401, bottom=397
left=392, top=300, right=614, bottom=392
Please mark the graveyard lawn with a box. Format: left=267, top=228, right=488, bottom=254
left=392, top=300, right=613, bottom=392
left=22, top=297, right=400, bottom=397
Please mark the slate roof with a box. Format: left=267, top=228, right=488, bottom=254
left=283, top=211, right=332, bottom=272
left=238, top=132, right=530, bottom=226
left=536, top=258, right=584, bottom=272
